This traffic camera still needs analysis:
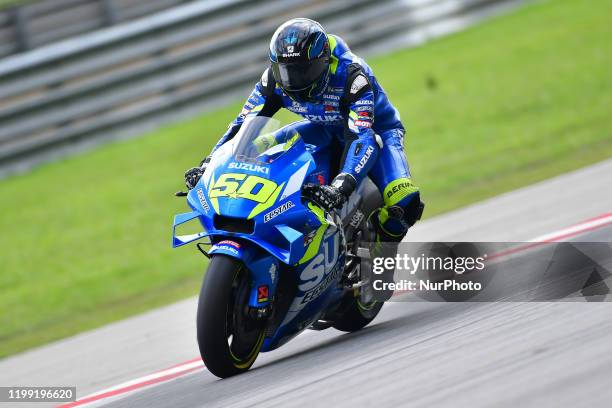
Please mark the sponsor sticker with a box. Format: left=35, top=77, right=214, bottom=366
left=257, top=285, right=269, bottom=302
left=217, top=245, right=239, bottom=255
left=289, top=101, right=308, bottom=113
left=354, top=145, right=374, bottom=173
left=196, top=188, right=210, bottom=212
left=298, top=232, right=342, bottom=303
left=322, top=94, right=340, bottom=101
left=349, top=209, right=364, bottom=228
left=269, top=263, right=277, bottom=283
left=218, top=240, right=241, bottom=249
left=304, top=114, right=343, bottom=123
left=386, top=181, right=415, bottom=198
left=354, top=119, right=372, bottom=128
left=289, top=106, right=308, bottom=114
left=263, top=201, right=295, bottom=222
left=228, top=162, right=269, bottom=174
left=310, top=171, right=326, bottom=185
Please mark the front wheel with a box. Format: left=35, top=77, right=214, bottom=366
left=196, top=255, right=265, bottom=378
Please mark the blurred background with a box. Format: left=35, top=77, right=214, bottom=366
left=0, top=0, right=611, bottom=358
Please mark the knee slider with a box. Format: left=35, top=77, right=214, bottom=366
left=403, top=192, right=424, bottom=226
left=392, top=191, right=423, bottom=227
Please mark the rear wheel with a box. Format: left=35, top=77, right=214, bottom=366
left=332, top=290, right=383, bottom=332
left=196, top=255, right=265, bottom=378
left=333, top=196, right=384, bottom=332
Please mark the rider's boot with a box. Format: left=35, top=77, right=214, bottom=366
left=367, top=200, right=424, bottom=301
left=367, top=207, right=405, bottom=301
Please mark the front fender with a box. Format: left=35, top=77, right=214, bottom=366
left=209, top=239, right=279, bottom=309
left=209, top=239, right=249, bottom=260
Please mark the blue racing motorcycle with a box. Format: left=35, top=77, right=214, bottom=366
left=172, top=116, right=383, bottom=378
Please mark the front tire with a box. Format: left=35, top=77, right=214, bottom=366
left=196, top=255, right=265, bottom=378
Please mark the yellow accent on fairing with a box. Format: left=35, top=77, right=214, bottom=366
left=283, top=132, right=300, bottom=151
left=298, top=203, right=329, bottom=265
left=239, top=175, right=278, bottom=203
left=247, top=181, right=286, bottom=219
left=208, top=173, right=220, bottom=214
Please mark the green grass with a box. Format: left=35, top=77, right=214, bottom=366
left=1, top=0, right=612, bottom=357
left=0, top=0, right=32, bottom=10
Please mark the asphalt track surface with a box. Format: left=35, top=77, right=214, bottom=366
left=98, top=226, right=612, bottom=408
left=1, top=159, right=611, bottom=408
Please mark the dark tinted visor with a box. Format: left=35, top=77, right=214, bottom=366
left=272, top=58, right=328, bottom=91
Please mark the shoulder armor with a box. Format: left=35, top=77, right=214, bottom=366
left=341, top=63, right=371, bottom=107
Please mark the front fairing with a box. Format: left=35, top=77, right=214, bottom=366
left=172, top=117, right=349, bottom=350
left=183, top=127, right=319, bottom=265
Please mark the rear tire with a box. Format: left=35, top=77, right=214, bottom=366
left=332, top=294, right=383, bottom=332
left=196, top=255, right=265, bottom=378
left=333, top=202, right=384, bottom=332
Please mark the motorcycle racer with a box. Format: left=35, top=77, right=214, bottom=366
left=185, top=18, right=423, bottom=247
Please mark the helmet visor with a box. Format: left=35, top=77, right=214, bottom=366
left=272, top=58, right=328, bottom=91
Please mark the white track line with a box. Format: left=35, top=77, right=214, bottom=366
left=528, top=212, right=612, bottom=242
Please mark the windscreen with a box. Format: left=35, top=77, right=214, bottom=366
left=230, top=116, right=301, bottom=164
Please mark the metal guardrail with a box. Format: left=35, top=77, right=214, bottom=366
left=0, top=0, right=524, bottom=176
left=0, top=0, right=194, bottom=57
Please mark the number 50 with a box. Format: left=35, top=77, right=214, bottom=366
left=209, top=173, right=278, bottom=203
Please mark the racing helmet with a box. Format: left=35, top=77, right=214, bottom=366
left=269, top=18, right=331, bottom=102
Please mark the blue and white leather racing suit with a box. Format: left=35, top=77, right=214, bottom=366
left=212, top=35, right=421, bottom=240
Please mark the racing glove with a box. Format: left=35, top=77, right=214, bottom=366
left=302, top=173, right=356, bottom=212
left=253, top=133, right=277, bottom=153
left=184, top=157, right=210, bottom=190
